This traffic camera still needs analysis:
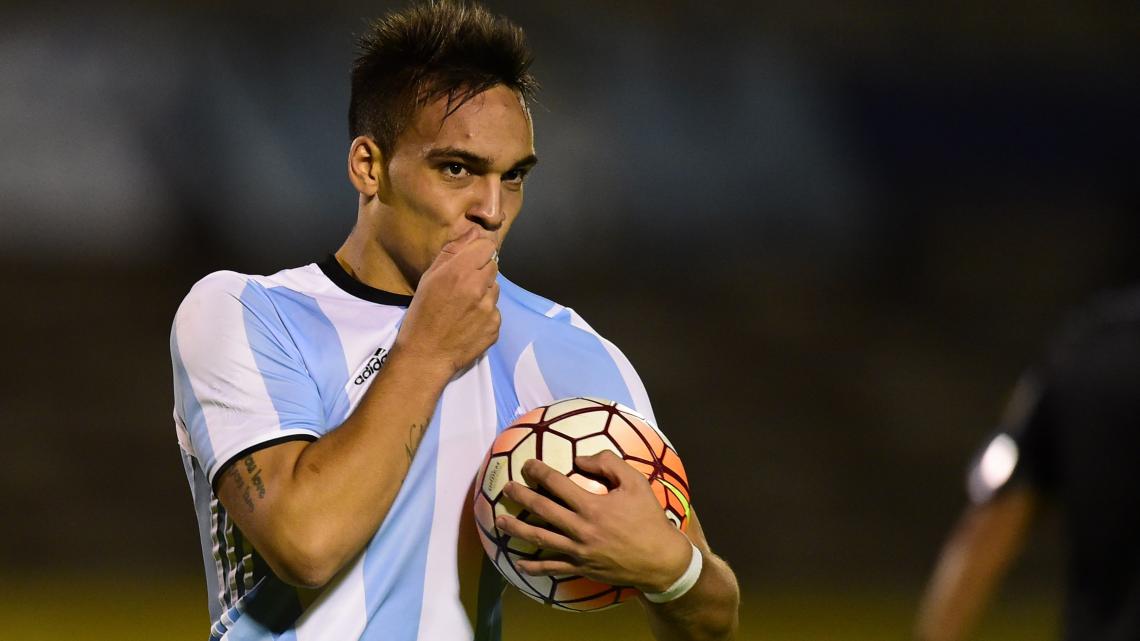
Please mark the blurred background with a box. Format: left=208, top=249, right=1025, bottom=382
left=2, top=0, right=1137, bottom=639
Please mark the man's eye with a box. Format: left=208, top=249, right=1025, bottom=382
left=442, top=163, right=468, bottom=178
left=503, top=169, right=528, bottom=184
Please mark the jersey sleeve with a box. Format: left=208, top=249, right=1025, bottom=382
left=171, top=271, right=322, bottom=486
left=966, top=371, right=1058, bottom=504
left=512, top=306, right=657, bottom=427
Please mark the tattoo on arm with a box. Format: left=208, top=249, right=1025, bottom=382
left=228, top=465, right=255, bottom=513
left=405, top=422, right=427, bottom=464
left=228, top=456, right=268, bottom=513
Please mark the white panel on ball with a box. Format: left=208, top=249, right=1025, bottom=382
left=497, top=554, right=543, bottom=601
left=523, top=571, right=554, bottom=599
left=494, top=496, right=523, bottom=521
left=510, top=432, right=537, bottom=483
left=575, top=434, right=620, bottom=459
left=544, top=397, right=604, bottom=420
left=546, top=411, right=609, bottom=440
left=482, top=455, right=509, bottom=498
left=507, top=535, right=538, bottom=555
left=541, top=432, right=574, bottom=474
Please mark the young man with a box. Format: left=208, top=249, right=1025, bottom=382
left=915, top=288, right=1140, bottom=641
left=171, top=3, right=739, bottom=640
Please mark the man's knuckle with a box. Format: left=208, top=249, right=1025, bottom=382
left=568, top=542, right=585, bottom=558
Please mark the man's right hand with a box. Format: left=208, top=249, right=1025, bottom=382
left=395, top=228, right=501, bottom=377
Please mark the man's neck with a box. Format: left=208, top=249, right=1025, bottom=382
left=334, top=232, right=416, bottom=296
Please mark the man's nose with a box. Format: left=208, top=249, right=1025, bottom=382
left=466, top=176, right=503, bottom=231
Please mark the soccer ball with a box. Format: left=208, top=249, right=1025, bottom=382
left=472, top=397, right=691, bottom=611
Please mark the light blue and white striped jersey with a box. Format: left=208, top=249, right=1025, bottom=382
left=171, top=256, right=656, bottom=641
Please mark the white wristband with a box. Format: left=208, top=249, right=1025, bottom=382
left=643, top=540, right=703, bottom=603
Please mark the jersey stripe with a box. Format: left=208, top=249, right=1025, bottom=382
left=531, top=314, right=635, bottom=409
left=238, top=281, right=327, bottom=435
left=171, top=329, right=219, bottom=476
left=568, top=310, right=656, bottom=423
left=260, top=285, right=352, bottom=427
left=293, top=553, right=368, bottom=640
left=417, top=360, right=498, bottom=641
left=513, top=343, right=555, bottom=411
left=357, top=406, right=443, bottom=640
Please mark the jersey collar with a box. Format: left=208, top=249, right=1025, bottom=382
left=318, top=255, right=414, bottom=308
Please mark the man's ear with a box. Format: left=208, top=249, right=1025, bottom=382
left=347, top=136, right=385, bottom=198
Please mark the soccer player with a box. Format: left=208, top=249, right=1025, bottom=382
left=170, top=3, right=740, bottom=640
left=914, top=289, right=1140, bottom=641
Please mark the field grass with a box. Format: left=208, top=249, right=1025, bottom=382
left=2, top=574, right=1056, bottom=640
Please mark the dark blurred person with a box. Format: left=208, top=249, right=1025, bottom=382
left=169, top=3, right=738, bottom=641
left=915, top=288, right=1140, bottom=641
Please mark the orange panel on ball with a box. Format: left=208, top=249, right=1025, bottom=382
left=490, top=425, right=535, bottom=455
left=605, top=415, right=654, bottom=461
left=554, top=576, right=617, bottom=602
left=568, top=472, right=609, bottom=496
left=621, top=410, right=665, bottom=453
left=661, top=469, right=690, bottom=500
left=661, top=448, right=688, bottom=484
left=516, top=407, right=546, bottom=425
left=626, top=459, right=656, bottom=479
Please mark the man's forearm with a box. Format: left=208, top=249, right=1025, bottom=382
left=220, top=345, right=452, bottom=587
left=914, top=488, right=1038, bottom=641
left=643, top=548, right=740, bottom=641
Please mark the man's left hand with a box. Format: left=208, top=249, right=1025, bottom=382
left=494, top=450, right=692, bottom=593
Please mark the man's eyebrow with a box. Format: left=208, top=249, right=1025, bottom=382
left=510, top=154, right=539, bottom=172
left=426, top=147, right=538, bottom=173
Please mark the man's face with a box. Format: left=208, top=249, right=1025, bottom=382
left=376, top=84, right=536, bottom=285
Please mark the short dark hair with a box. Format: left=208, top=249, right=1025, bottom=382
left=349, top=1, right=538, bottom=156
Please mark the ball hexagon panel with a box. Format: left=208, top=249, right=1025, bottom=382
left=481, top=455, right=509, bottom=499
left=543, top=397, right=607, bottom=420
left=490, top=425, right=534, bottom=456
left=509, top=432, right=537, bottom=483
left=605, top=416, right=655, bottom=462
left=543, top=410, right=610, bottom=440
left=574, top=433, right=619, bottom=459
left=540, top=431, right=574, bottom=475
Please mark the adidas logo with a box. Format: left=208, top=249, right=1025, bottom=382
left=353, top=347, right=389, bottom=385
